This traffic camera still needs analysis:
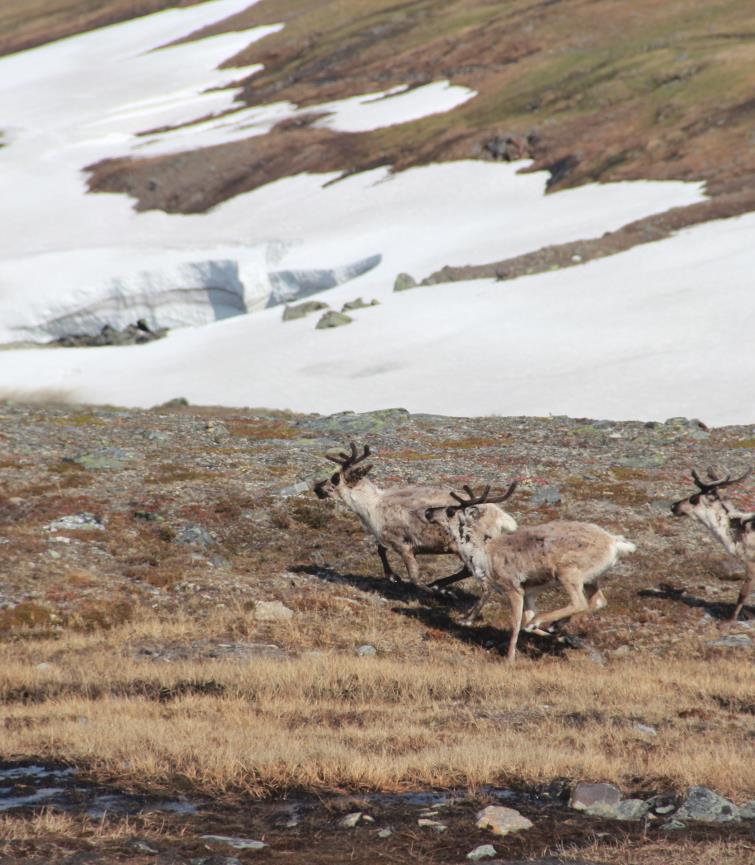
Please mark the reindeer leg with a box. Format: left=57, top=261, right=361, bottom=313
left=506, top=590, right=525, bottom=664
left=397, top=546, right=421, bottom=586
left=525, top=574, right=590, bottom=634
left=522, top=590, right=538, bottom=627
left=730, top=563, right=753, bottom=622
left=428, top=564, right=471, bottom=590
left=377, top=544, right=402, bottom=583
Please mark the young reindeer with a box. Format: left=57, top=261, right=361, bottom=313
left=671, top=467, right=754, bottom=621
left=313, top=442, right=517, bottom=588
left=425, top=485, right=636, bottom=662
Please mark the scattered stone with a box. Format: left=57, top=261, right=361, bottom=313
left=341, top=297, right=379, bottom=312
left=282, top=300, right=329, bottom=321
left=175, top=524, right=216, bottom=547
left=674, top=786, right=740, bottom=823
left=200, top=835, right=267, bottom=850
left=708, top=634, right=751, bottom=649
left=35, top=662, right=53, bottom=670
left=475, top=805, right=533, bottom=836
left=633, top=723, right=657, bottom=736
left=315, top=310, right=353, bottom=329
left=570, top=781, right=622, bottom=816
left=356, top=644, right=377, bottom=657
left=141, top=429, right=168, bottom=443
left=393, top=272, right=417, bottom=292
left=467, top=844, right=497, bottom=860
left=531, top=485, right=561, bottom=507
left=67, top=447, right=133, bottom=469
left=615, top=798, right=651, bottom=821
left=51, top=319, right=167, bottom=348
left=377, top=828, right=393, bottom=838
left=254, top=601, right=294, bottom=623
left=417, top=818, right=446, bottom=830
left=340, top=812, right=365, bottom=828
left=47, top=513, right=104, bottom=532
left=738, top=801, right=755, bottom=820
left=298, top=408, right=410, bottom=436
left=129, top=839, right=158, bottom=854
left=662, top=819, right=686, bottom=831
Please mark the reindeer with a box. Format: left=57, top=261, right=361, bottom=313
left=424, top=485, right=636, bottom=662
left=670, top=467, right=754, bottom=621
left=312, top=442, right=517, bottom=588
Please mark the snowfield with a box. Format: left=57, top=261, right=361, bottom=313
left=0, top=0, right=752, bottom=425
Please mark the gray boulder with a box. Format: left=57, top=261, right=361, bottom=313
left=315, top=310, right=353, bottom=329
left=393, top=272, right=417, bottom=292
left=341, top=297, right=379, bottom=312
left=282, top=300, right=328, bottom=321
left=674, top=786, right=740, bottom=823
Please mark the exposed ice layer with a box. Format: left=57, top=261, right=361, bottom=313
left=268, top=255, right=383, bottom=306
left=5, top=252, right=384, bottom=342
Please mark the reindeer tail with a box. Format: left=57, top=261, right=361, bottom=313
left=613, top=535, right=637, bottom=556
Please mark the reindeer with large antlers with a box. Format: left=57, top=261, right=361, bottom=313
left=671, top=467, right=754, bottom=621
left=313, top=442, right=518, bottom=588
left=425, top=484, right=636, bottom=662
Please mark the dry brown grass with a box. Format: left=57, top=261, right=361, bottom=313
left=1, top=614, right=753, bottom=800
left=559, top=836, right=755, bottom=865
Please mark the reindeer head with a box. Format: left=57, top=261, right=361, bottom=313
left=424, top=482, right=517, bottom=535
left=671, top=467, right=752, bottom=519
left=313, top=442, right=373, bottom=500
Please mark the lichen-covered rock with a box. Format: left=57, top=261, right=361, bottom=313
left=674, top=786, right=740, bottom=823
left=315, top=310, right=352, bottom=329
left=466, top=844, right=496, bottom=860
left=475, top=805, right=533, bottom=835
left=615, top=799, right=651, bottom=821
left=393, top=272, right=417, bottom=292
left=282, top=300, right=328, bottom=321
left=341, top=297, right=379, bottom=312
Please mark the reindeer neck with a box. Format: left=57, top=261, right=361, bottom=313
left=693, top=498, right=743, bottom=558
left=338, top=479, right=383, bottom=528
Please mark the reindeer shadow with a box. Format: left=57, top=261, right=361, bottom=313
left=638, top=583, right=752, bottom=621
left=290, top=563, right=476, bottom=607
left=291, top=563, right=570, bottom=659
left=395, top=605, right=572, bottom=659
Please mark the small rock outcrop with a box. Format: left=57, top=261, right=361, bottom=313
left=282, top=300, right=329, bottom=321
left=51, top=319, right=167, bottom=347
left=393, top=272, right=417, bottom=292
left=315, top=310, right=353, bottom=329
left=341, top=297, right=379, bottom=312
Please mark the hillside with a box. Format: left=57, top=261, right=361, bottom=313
left=1, top=400, right=754, bottom=863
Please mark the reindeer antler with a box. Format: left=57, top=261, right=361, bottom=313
left=691, top=466, right=751, bottom=494
left=448, top=480, right=518, bottom=510
left=325, top=442, right=371, bottom=471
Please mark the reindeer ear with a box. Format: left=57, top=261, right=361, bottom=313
left=346, top=463, right=373, bottom=484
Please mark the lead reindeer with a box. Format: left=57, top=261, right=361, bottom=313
left=313, top=442, right=517, bottom=588
left=425, top=485, right=636, bottom=662
left=671, top=467, right=754, bottom=621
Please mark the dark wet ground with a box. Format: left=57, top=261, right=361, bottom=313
left=1, top=761, right=753, bottom=865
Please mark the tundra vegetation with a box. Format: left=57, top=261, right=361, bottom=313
left=0, top=400, right=753, bottom=863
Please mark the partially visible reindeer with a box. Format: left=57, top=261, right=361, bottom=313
left=313, top=442, right=517, bottom=588
left=424, top=485, right=636, bottom=662
left=671, top=467, right=754, bottom=621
